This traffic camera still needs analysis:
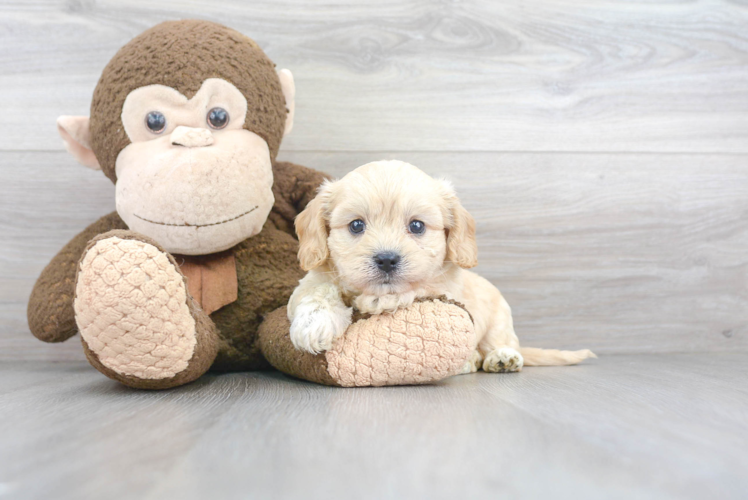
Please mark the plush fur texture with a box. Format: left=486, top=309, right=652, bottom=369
left=28, top=212, right=128, bottom=343
left=325, top=297, right=475, bottom=387
left=28, top=162, right=319, bottom=375
left=29, top=21, right=479, bottom=389
left=114, top=78, right=275, bottom=255
left=76, top=236, right=200, bottom=379
left=90, top=20, right=287, bottom=183
left=260, top=297, right=475, bottom=387
left=258, top=306, right=339, bottom=386
left=76, top=230, right=219, bottom=389
left=290, top=160, right=596, bottom=370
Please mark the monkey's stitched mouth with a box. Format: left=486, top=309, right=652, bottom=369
left=133, top=206, right=258, bottom=227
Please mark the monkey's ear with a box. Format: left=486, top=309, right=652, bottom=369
left=57, top=116, right=101, bottom=170
left=277, top=69, right=295, bottom=137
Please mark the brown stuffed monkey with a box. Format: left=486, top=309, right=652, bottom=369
left=27, top=20, right=475, bottom=389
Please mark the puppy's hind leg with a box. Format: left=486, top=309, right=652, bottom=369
left=478, top=295, right=523, bottom=373
left=482, top=347, right=524, bottom=373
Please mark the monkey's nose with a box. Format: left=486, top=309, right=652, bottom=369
left=373, top=252, right=401, bottom=274
left=171, top=126, right=214, bottom=148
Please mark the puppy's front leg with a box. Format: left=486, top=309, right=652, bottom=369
left=288, top=274, right=352, bottom=354
left=354, top=290, right=417, bottom=315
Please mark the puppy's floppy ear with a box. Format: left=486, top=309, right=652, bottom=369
left=442, top=181, right=478, bottom=269
left=295, top=181, right=332, bottom=271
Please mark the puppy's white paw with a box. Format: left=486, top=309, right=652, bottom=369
left=483, top=347, right=524, bottom=373
left=289, top=285, right=352, bottom=354
left=459, top=350, right=483, bottom=375
left=354, top=291, right=416, bottom=315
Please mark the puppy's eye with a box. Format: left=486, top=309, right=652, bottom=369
left=349, top=219, right=365, bottom=234
left=409, top=220, right=426, bottom=234
left=207, top=107, right=229, bottom=129
left=145, top=111, right=166, bottom=134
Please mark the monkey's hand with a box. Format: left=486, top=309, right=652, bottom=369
left=354, top=291, right=417, bottom=315
left=289, top=283, right=352, bottom=354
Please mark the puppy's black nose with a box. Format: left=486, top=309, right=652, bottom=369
left=373, top=252, right=400, bottom=273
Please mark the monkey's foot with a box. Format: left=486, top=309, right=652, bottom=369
left=74, top=231, right=218, bottom=389
left=483, top=347, right=524, bottom=373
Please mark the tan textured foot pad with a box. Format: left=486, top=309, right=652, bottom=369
left=74, top=236, right=197, bottom=380
left=327, top=299, right=475, bottom=386
left=259, top=298, right=476, bottom=387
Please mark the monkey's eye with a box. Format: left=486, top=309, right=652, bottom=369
left=409, top=220, right=426, bottom=235
left=349, top=219, right=366, bottom=235
left=145, top=111, right=166, bottom=134
left=207, top=107, right=229, bottom=129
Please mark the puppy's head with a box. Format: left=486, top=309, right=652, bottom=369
left=296, top=160, right=477, bottom=295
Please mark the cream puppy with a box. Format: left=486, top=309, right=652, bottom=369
left=288, top=160, right=595, bottom=372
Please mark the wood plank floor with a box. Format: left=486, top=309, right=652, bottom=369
left=1, top=353, right=746, bottom=500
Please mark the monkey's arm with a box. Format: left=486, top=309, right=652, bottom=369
left=269, top=161, right=332, bottom=236
left=259, top=297, right=476, bottom=387
left=27, top=212, right=128, bottom=342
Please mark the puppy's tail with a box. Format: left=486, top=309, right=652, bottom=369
left=519, top=347, right=597, bottom=366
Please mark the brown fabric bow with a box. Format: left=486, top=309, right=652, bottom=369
left=173, top=251, right=238, bottom=315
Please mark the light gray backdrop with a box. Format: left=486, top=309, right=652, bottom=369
left=2, top=0, right=747, bottom=361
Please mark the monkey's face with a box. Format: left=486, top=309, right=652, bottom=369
left=114, top=79, right=274, bottom=255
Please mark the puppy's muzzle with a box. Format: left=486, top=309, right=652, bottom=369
left=373, top=252, right=400, bottom=274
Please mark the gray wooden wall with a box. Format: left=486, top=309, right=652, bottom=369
left=1, top=0, right=746, bottom=361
